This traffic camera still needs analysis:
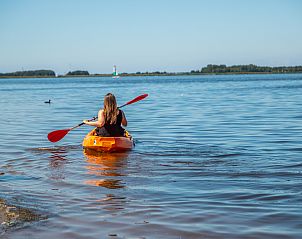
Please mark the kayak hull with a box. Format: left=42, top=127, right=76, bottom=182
left=82, top=129, right=134, bottom=152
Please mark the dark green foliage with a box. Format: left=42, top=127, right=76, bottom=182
left=65, top=71, right=89, bottom=76
left=0, top=70, right=55, bottom=77
left=200, top=64, right=302, bottom=74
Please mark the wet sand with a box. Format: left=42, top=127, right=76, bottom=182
left=0, top=198, right=44, bottom=235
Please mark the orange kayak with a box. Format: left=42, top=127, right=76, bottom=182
left=82, top=128, right=134, bottom=152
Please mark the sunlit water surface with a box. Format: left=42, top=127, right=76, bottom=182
left=1, top=74, right=302, bottom=238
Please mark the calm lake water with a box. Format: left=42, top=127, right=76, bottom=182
left=1, top=74, right=302, bottom=238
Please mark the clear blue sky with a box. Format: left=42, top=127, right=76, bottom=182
left=0, top=0, right=301, bottom=74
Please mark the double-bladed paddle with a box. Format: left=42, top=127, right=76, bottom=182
left=47, top=93, right=148, bottom=143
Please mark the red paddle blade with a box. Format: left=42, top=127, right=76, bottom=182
left=47, top=129, right=70, bottom=142
left=125, top=93, right=148, bottom=106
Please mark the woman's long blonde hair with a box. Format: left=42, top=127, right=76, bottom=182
left=103, top=93, right=119, bottom=124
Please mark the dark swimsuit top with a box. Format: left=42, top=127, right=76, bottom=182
left=97, top=110, right=125, bottom=137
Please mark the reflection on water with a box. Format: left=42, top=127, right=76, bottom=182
left=29, top=145, right=77, bottom=181
left=86, top=179, right=123, bottom=189
left=48, top=148, right=68, bottom=181
left=95, top=194, right=127, bottom=211
left=83, top=149, right=129, bottom=189
left=49, top=149, right=67, bottom=164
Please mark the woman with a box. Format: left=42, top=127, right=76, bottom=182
left=83, top=93, right=127, bottom=136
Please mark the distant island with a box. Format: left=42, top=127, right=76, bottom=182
left=65, top=70, right=90, bottom=76
left=195, top=64, right=302, bottom=74
left=0, top=70, right=55, bottom=78
left=1, top=64, right=302, bottom=78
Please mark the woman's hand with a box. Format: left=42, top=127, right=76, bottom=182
left=83, top=110, right=104, bottom=128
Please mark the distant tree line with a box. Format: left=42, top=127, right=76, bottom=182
left=0, top=70, right=91, bottom=78
left=65, top=70, right=89, bottom=76
left=1, top=65, right=302, bottom=78
left=133, top=71, right=168, bottom=75
left=191, top=64, right=302, bottom=74
left=0, top=70, right=55, bottom=77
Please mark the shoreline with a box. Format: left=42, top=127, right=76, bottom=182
left=1, top=71, right=302, bottom=79
left=0, top=198, right=44, bottom=235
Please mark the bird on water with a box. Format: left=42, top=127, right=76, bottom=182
left=44, top=100, right=51, bottom=104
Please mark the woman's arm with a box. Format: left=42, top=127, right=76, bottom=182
left=83, top=110, right=105, bottom=127
left=121, top=110, right=127, bottom=127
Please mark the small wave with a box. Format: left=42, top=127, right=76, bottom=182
left=257, top=194, right=292, bottom=202
left=283, top=147, right=302, bottom=152
left=137, top=141, right=244, bottom=160
left=211, top=153, right=243, bottom=158
left=230, top=170, right=301, bottom=178
left=281, top=162, right=302, bottom=168
left=258, top=211, right=302, bottom=223
left=28, top=145, right=81, bottom=152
